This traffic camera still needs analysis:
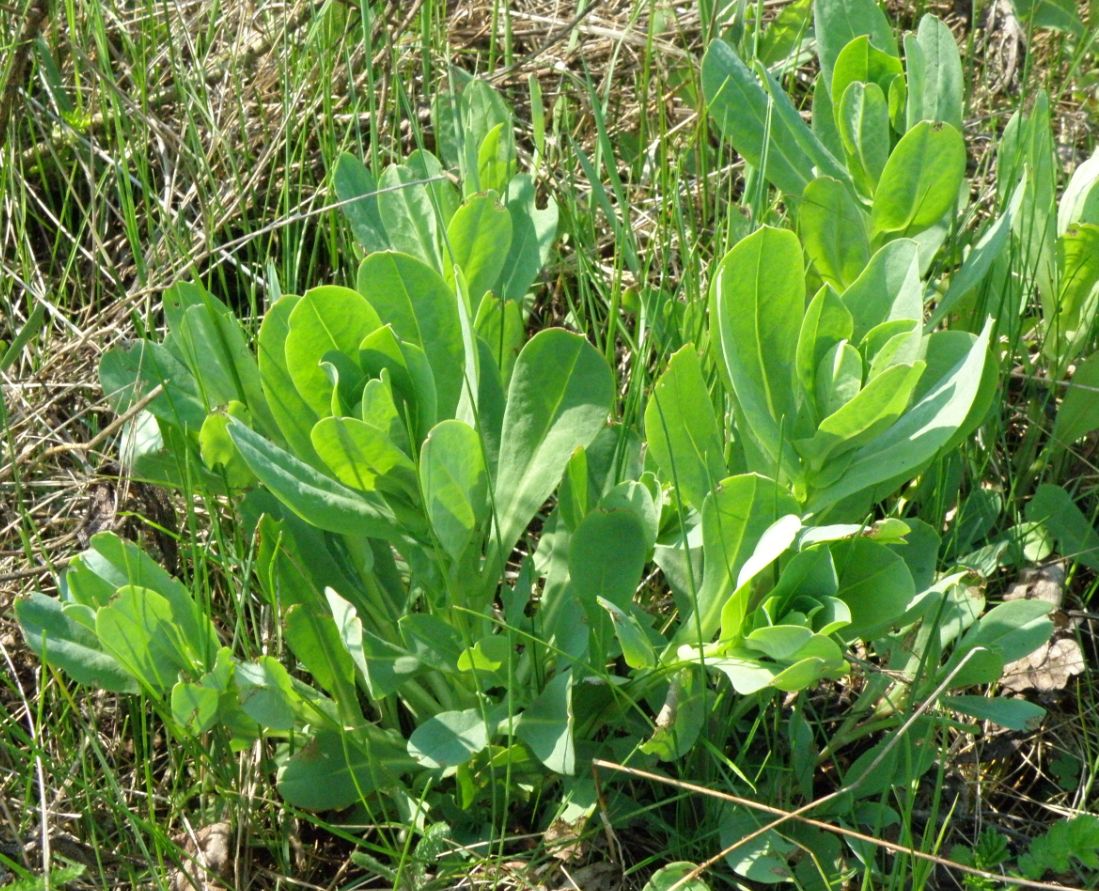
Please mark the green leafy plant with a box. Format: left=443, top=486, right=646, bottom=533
left=952, top=815, right=1099, bottom=887
left=19, top=82, right=629, bottom=829
left=704, top=3, right=967, bottom=275
left=11, top=21, right=1069, bottom=889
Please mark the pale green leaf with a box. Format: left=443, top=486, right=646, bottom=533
left=644, top=345, right=725, bottom=512
left=285, top=286, right=381, bottom=417
left=714, top=227, right=804, bottom=465
left=15, top=592, right=138, bottom=693
left=491, top=329, right=613, bottom=566
left=870, top=121, right=965, bottom=238
left=443, top=195, right=512, bottom=313
left=799, top=177, right=870, bottom=289
left=420, top=419, right=489, bottom=562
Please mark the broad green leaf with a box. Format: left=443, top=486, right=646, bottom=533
left=278, top=727, right=411, bottom=810
left=942, top=695, right=1045, bottom=731
left=757, top=60, right=850, bottom=184
left=320, top=349, right=367, bottom=417
left=443, top=195, right=512, bottom=312
left=799, top=177, right=870, bottom=289
left=643, top=863, right=711, bottom=891
left=474, top=293, right=524, bottom=384
left=407, top=150, right=461, bottom=229
left=1058, top=147, right=1099, bottom=232
left=456, top=636, right=509, bottom=675
left=358, top=325, right=438, bottom=437
left=888, top=517, right=940, bottom=591
left=516, top=670, right=575, bottom=774
left=702, top=40, right=839, bottom=197
left=803, top=361, right=925, bottom=468
left=311, top=415, right=417, bottom=496
left=100, top=340, right=207, bottom=433
left=359, top=376, right=406, bottom=448
left=831, top=34, right=903, bottom=123
left=96, top=585, right=192, bottom=692
left=558, top=447, right=590, bottom=532
left=863, top=319, right=923, bottom=379
left=172, top=303, right=260, bottom=415
left=1026, top=484, right=1099, bottom=571
left=420, top=419, right=489, bottom=562
left=763, top=544, right=840, bottom=609
left=714, top=227, right=804, bottom=465
left=450, top=265, right=481, bottom=429
left=377, top=163, right=442, bottom=269
left=736, top=514, right=803, bottom=590
left=1043, top=224, right=1099, bottom=366
left=356, top=630, right=423, bottom=699
left=906, top=15, right=964, bottom=131
left=285, top=286, right=381, bottom=417
left=408, top=708, right=495, bottom=768
left=814, top=341, right=862, bottom=419
left=717, top=514, right=805, bottom=644
left=199, top=402, right=254, bottom=488
left=870, top=121, right=965, bottom=238
left=1011, top=0, right=1084, bottom=35
left=472, top=337, right=506, bottom=476
left=930, top=182, right=1022, bottom=326
left=15, top=592, right=137, bottom=693
left=323, top=588, right=373, bottom=692
left=708, top=654, right=782, bottom=696
left=807, top=323, right=989, bottom=512
left=745, top=625, right=813, bottom=661
left=569, top=509, right=648, bottom=611
left=257, top=295, right=321, bottom=464
left=250, top=493, right=376, bottom=618
left=811, top=73, right=844, bottom=159
left=491, top=330, right=613, bottom=565
left=235, top=657, right=306, bottom=730
left=812, top=0, right=898, bottom=89
left=69, top=532, right=217, bottom=666
left=838, top=82, right=890, bottom=195
left=886, top=71, right=907, bottom=130
left=758, top=0, right=812, bottom=65
left=161, top=280, right=230, bottom=337
left=721, top=807, right=799, bottom=883
left=457, top=80, right=513, bottom=191
left=1053, top=352, right=1099, bottom=447
left=644, top=345, right=724, bottom=512
left=832, top=539, right=915, bottom=640
left=285, top=604, right=360, bottom=718
left=168, top=292, right=277, bottom=436
left=597, top=597, right=656, bottom=669
left=941, top=600, right=1053, bottom=688
left=332, top=153, right=388, bottom=253
left=228, top=419, right=403, bottom=541
left=796, top=285, right=854, bottom=411
left=1001, top=94, right=1056, bottom=284
left=475, top=122, right=516, bottom=196
left=401, top=613, right=464, bottom=674
left=600, top=479, right=660, bottom=551
left=171, top=681, right=220, bottom=734
left=500, top=174, right=558, bottom=301
left=355, top=251, right=464, bottom=419
left=770, top=652, right=837, bottom=691
left=675, top=474, right=800, bottom=646
left=839, top=238, right=922, bottom=340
